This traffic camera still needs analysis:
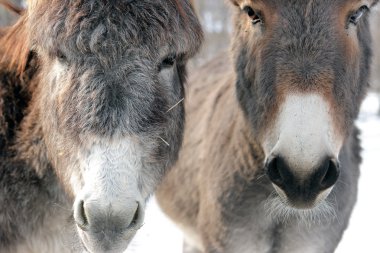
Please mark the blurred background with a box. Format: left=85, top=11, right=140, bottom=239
left=190, top=0, right=232, bottom=65
left=1, top=1, right=380, bottom=252
left=0, top=0, right=22, bottom=27
left=371, top=7, right=380, bottom=115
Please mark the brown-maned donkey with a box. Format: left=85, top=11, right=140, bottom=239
left=0, top=0, right=202, bottom=252
left=157, top=0, right=378, bottom=252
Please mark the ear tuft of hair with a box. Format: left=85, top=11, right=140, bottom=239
left=0, top=15, right=31, bottom=75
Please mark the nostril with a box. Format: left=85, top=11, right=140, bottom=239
left=130, top=203, right=140, bottom=227
left=127, top=201, right=145, bottom=229
left=266, top=157, right=283, bottom=186
left=75, top=200, right=89, bottom=230
left=320, top=160, right=340, bottom=189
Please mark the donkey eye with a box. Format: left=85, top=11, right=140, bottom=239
left=243, top=6, right=262, bottom=25
left=349, top=6, right=369, bottom=25
left=56, top=50, right=67, bottom=63
left=161, top=53, right=177, bottom=69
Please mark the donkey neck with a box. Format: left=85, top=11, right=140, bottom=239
left=187, top=54, right=265, bottom=183
left=0, top=61, right=35, bottom=155
left=204, top=90, right=264, bottom=180
left=0, top=56, right=72, bottom=251
left=0, top=51, right=47, bottom=175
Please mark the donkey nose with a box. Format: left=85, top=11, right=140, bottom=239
left=73, top=198, right=143, bottom=232
left=266, top=156, right=340, bottom=204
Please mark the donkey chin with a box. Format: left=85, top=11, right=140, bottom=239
left=262, top=94, right=343, bottom=224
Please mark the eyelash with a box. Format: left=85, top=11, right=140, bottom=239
left=348, top=5, right=369, bottom=26
left=56, top=50, right=67, bottom=63
left=243, top=6, right=263, bottom=25
left=159, top=53, right=177, bottom=70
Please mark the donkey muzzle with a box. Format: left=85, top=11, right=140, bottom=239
left=73, top=196, right=144, bottom=253
left=266, top=156, right=340, bottom=208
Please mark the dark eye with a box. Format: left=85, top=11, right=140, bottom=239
left=349, top=6, right=369, bottom=25
left=161, top=53, right=177, bottom=69
left=56, top=50, right=67, bottom=63
left=243, top=6, right=262, bottom=25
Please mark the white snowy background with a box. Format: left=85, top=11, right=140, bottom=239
left=125, top=94, right=380, bottom=253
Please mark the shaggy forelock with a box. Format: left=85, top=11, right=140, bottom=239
left=28, top=0, right=202, bottom=61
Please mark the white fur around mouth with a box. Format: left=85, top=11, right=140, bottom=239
left=263, top=191, right=337, bottom=225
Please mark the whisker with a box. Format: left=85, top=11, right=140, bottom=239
left=158, top=137, right=170, bottom=146
left=166, top=98, right=184, bottom=113
left=336, top=178, right=350, bottom=187
left=263, top=195, right=337, bottom=226
left=255, top=174, right=266, bottom=181
left=136, top=222, right=145, bottom=230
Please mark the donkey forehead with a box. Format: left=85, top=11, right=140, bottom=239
left=235, top=0, right=376, bottom=7
left=236, top=0, right=374, bottom=43
left=31, top=0, right=201, bottom=58
left=236, top=0, right=377, bottom=27
left=255, top=1, right=370, bottom=62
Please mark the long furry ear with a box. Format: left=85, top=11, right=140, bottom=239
left=0, top=15, right=31, bottom=75
left=0, top=0, right=24, bottom=15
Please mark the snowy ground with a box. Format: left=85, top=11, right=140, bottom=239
left=126, top=93, right=380, bottom=253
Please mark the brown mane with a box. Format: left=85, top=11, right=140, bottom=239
left=0, top=15, right=30, bottom=75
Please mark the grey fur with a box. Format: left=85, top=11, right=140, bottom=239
left=0, top=0, right=202, bottom=252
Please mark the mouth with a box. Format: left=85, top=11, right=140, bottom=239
left=264, top=189, right=337, bottom=224
left=77, top=227, right=137, bottom=253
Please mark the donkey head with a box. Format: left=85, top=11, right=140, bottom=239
left=231, top=0, right=377, bottom=210
left=26, top=0, right=202, bottom=252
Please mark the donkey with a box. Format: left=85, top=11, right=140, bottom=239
left=157, top=0, right=378, bottom=252
left=0, top=0, right=202, bottom=252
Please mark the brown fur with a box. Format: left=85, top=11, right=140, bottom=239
left=0, top=21, right=37, bottom=158
left=0, top=16, right=30, bottom=74
left=157, top=54, right=265, bottom=251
